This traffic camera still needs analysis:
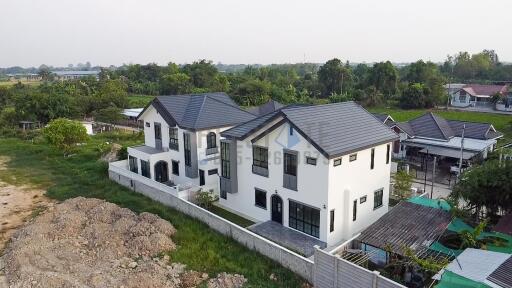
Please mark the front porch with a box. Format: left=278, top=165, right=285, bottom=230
left=248, top=221, right=327, bottom=257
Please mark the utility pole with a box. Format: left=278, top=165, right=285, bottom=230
left=431, top=156, right=437, bottom=199
left=424, top=150, right=429, bottom=193
left=458, top=124, right=466, bottom=175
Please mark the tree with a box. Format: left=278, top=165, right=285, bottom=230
left=43, top=118, right=88, bottom=156
left=232, top=79, right=271, bottom=106
left=93, top=106, right=123, bottom=125
left=38, top=67, right=54, bottom=81
left=367, top=61, right=398, bottom=98
left=393, top=170, right=413, bottom=200
left=451, top=160, right=512, bottom=221
left=182, top=60, right=225, bottom=91
left=159, top=73, right=192, bottom=95
left=399, top=83, right=429, bottom=109
left=318, top=58, right=352, bottom=97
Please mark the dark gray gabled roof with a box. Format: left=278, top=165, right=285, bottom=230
left=139, top=93, right=256, bottom=131
left=222, top=101, right=399, bottom=159
left=247, top=100, right=285, bottom=116
left=487, top=256, right=512, bottom=288
left=372, top=113, right=394, bottom=124
left=394, top=112, right=502, bottom=141
left=408, top=113, right=455, bottom=140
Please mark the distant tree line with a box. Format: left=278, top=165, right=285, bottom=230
left=1, top=49, right=511, bottom=131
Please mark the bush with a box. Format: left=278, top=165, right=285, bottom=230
left=43, top=118, right=88, bottom=156
left=195, top=190, right=218, bottom=210
left=117, top=146, right=128, bottom=160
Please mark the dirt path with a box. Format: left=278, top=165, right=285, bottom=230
left=0, top=157, right=52, bottom=288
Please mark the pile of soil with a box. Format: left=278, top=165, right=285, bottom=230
left=2, top=197, right=247, bottom=288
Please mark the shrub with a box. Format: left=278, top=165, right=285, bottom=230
left=43, top=118, right=88, bottom=156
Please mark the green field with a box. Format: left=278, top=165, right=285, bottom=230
left=0, top=80, right=40, bottom=87
left=128, top=94, right=154, bottom=108
left=367, top=107, right=512, bottom=143
left=0, top=133, right=306, bottom=287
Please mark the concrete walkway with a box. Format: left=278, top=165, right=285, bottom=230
left=248, top=221, right=326, bottom=257
left=447, top=106, right=512, bottom=115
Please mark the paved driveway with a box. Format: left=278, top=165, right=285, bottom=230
left=248, top=221, right=326, bottom=257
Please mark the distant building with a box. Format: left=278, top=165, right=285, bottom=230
left=6, top=73, right=41, bottom=82
left=450, top=84, right=508, bottom=108
left=52, top=70, right=100, bottom=80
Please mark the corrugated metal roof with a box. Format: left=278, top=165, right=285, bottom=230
left=222, top=101, right=398, bottom=158
left=357, top=201, right=452, bottom=256
left=488, top=256, right=512, bottom=288
left=439, top=248, right=511, bottom=288
left=144, top=93, right=255, bottom=130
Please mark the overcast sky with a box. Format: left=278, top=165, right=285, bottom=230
left=1, top=0, right=511, bottom=67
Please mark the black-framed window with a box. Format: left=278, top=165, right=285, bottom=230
left=141, top=160, right=150, bottom=178
left=284, top=152, right=297, bottom=176
left=330, top=210, right=335, bottom=232
left=172, top=160, right=179, bottom=176
left=221, top=142, right=230, bottom=179
left=208, top=169, right=218, bottom=175
left=349, top=154, right=357, bottom=162
left=360, top=195, right=367, bottom=204
left=289, top=126, right=294, bottom=135
left=253, top=146, right=268, bottom=169
left=289, top=200, right=320, bottom=238
left=353, top=200, right=357, bottom=221
left=129, top=156, right=138, bottom=173
left=306, top=157, right=317, bottom=166
left=374, top=189, right=383, bottom=209
left=333, top=158, right=342, bottom=166
left=370, top=148, right=375, bottom=170
left=145, top=122, right=150, bottom=127
left=207, top=132, right=216, bottom=149
left=220, top=189, right=227, bottom=200
left=386, top=144, right=390, bottom=164
left=169, top=128, right=179, bottom=150
left=183, top=133, right=191, bottom=167
left=255, top=189, right=267, bottom=209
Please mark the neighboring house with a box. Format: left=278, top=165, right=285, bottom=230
left=247, top=100, right=285, bottom=116
left=444, top=83, right=466, bottom=97
left=126, top=93, right=255, bottom=193
left=372, top=113, right=395, bottom=126
left=450, top=84, right=508, bottom=108
left=390, top=112, right=502, bottom=161
left=219, top=102, right=398, bottom=246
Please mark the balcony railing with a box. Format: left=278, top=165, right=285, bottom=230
left=283, top=173, right=297, bottom=191
left=252, top=165, right=269, bottom=177
left=206, top=146, right=219, bottom=155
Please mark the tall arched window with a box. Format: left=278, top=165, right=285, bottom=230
left=207, top=132, right=216, bottom=149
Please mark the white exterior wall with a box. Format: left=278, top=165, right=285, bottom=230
left=129, top=105, right=230, bottom=192
left=451, top=90, right=471, bottom=107
left=219, top=118, right=392, bottom=246
left=326, top=143, right=391, bottom=245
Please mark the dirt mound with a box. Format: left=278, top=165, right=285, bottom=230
left=207, top=273, right=247, bottom=288
left=3, top=197, right=182, bottom=288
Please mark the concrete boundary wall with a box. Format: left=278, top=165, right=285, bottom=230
left=313, top=248, right=406, bottom=288
left=108, top=161, right=315, bottom=283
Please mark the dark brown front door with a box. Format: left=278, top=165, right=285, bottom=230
left=154, top=161, right=168, bottom=183
left=271, top=195, right=283, bottom=224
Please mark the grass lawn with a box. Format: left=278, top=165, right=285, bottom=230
left=0, top=133, right=306, bottom=287
left=368, top=107, right=512, bottom=143
left=0, top=81, right=40, bottom=87
left=210, top=205, right=255, bottom=227
left=128, top=94, right=155, bottom=108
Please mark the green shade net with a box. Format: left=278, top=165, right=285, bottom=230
left=436, top=271, right=491, bottom=288
left=408, top=196, right=451, bottom=212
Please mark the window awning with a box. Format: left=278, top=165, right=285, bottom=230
left=419, top=147, right=476, bottom=160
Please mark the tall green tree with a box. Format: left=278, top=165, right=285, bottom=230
left=318, top=58, right=353, bottom=97
left=367, top=61, right=398, bottom=98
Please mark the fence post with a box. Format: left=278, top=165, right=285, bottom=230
left=372, top=270, right=380, bottom=288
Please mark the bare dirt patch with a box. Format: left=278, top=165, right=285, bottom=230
left=2, top=197, right=247, bottom=288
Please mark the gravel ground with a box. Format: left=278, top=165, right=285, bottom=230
left=2, top=197, right=247, bottom=288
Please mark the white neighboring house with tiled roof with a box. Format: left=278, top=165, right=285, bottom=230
left=219, top=102, right=398, bottom=246
left=450, top=84, right=508, bottom=108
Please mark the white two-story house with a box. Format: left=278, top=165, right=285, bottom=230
left=126, top=93, right=256, bottom=192
left=219, top=102, right=398, bottom=246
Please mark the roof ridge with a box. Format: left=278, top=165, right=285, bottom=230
left=189, top=94, right=208, bottom=129
left=429, top=112, right=452, bottom=140
left=206, top=94, right=256, bottom=117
